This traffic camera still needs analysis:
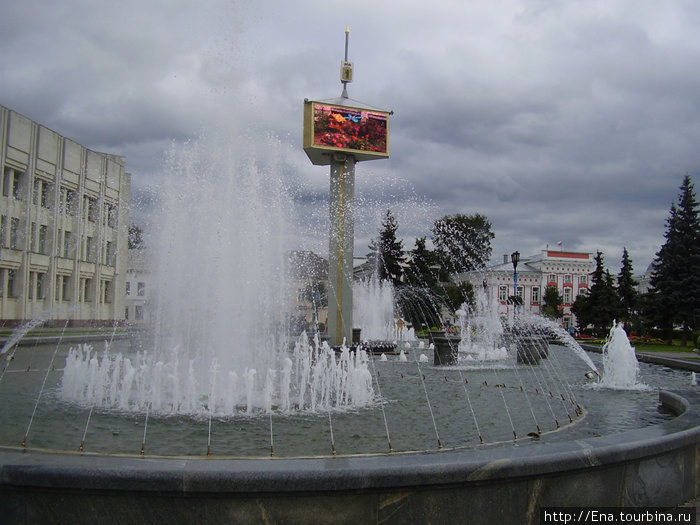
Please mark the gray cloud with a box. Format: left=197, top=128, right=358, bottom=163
left=1, top=0, right=698, bottom=274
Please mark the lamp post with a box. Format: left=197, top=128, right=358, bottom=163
left=511, top=251, right=520, bottom=314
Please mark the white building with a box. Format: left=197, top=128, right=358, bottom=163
left=0, top=105, right=130, bottom=326
left=124, top=249, right=150, bottom=324
left=456, top=250, right=595, bottom=329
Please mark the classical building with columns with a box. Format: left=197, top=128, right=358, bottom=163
left=455, top=250, right=595, bottom=329
left=0, top=105, right=130, bottom=326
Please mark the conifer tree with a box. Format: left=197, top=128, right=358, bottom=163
left=572, top=251, right=621, bottom=336
left=616, top=247, right=638, bottom=328
left=648, top=176, right=700, bottom=346
left=404, top=237, right=439, bottom=289
left=367, top=209, right=404, bottom=287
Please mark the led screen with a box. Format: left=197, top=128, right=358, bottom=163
left=312, top=104, right=388, bottom=154
left=303, top=100, right=390, bottom=165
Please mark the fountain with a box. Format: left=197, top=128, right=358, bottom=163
left=1, top=147, right=699, bottom=518
left=599, top=322, right=644, bottom=389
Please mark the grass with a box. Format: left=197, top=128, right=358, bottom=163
left=0, top=327, right=128, bottom=337
left=578, top=337, right=698, bottom=355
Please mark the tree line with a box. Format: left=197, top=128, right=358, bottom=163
left=365, top=210, right=494, bottom=330
left=367, top=176, right=699, bottom=346
left=572, top=176, right=699, bottom=346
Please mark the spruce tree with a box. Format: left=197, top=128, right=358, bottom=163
left=581, top=251, right=621, bottom=337
left=648, top=176, right=700, bottom=346
left=404, top=237, right=439, bottom=289
left=617, top=247, right=638, bottom=329
left=367, top=209, right=404, bottom=287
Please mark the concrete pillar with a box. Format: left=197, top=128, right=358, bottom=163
left=327, top=155, right=355, bottom=346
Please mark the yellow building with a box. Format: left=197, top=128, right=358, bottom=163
left=0, top=105, right=130, bottom=326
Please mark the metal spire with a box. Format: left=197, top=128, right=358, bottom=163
left=341, top=26, right=351, bottom=98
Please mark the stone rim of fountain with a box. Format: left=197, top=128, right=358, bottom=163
left=0, top=390, right=698, bottom=501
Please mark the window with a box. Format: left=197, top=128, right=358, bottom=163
left=125, top=281, right=131, bottom=296
left=102, top=280, right=112, bottom=303
left=38, top=225, right=48, bottom=254
left=30, top=222, right=37, bottom=252
left=84, top=196, right=98, bottom=222
left=564, top=274, right=572, bottom=283
left=3, top=168, right=23, bottom=199
left=10, top=217, right=20, bottom=249
left=516, top=286, right=523, bottom=299
left=579, top=275, right=587, bottom=284
left=84, top=237, right=94, bottom=261
left=125, top=307, right=129, bottom=320
left=56, top=275, right=70, bottom=301
left=498, top=285, right=507, bottom=302
left=563, top=287, right=572, bottom=304
left=548, top=274, right=557, bottom=283
left=578, top=288, right=588, bottom=297
left=105, top=204, right=118, bottom=228
left=531, top=286, right=540, bottom=303
left=36, top=273, right=46, bottom=300
left=0, top=268, right=4, bottom=297
left=137, top=282, right=145, bottom=297
left=63, top=231, right=72, bottom=258
left=33, top=179, right=51, bottom=208
left=61, top=187, right=77, bottom=215
left=6, top=270, right=16, bottom=297
left=0, top=215, right=6, bottom=247
left=104, top=241, right=113, bottom=266
left=82, top=278, right=92, bottom=302
left=135, top=305, right=144, bottom=320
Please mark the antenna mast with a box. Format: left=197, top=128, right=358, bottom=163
left=340, top=26, right=353, bottom=98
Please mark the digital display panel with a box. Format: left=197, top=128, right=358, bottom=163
left=303, top=101, right=389, bottom=165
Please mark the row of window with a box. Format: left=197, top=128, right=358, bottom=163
left=3, top=168, right=119, bottom=227
left=0, top=216, right=115, bottom=265
left=125, top=281, right=146, bottom=297
left=0, top=268, right=113, bottom=303
left=549, top=274, right=587, bottom=284
left=124, top=305, right=144, bottom=321
left=498, top=285, right=587, bottom=305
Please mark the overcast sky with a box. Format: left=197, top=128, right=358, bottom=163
left=2, top=0, right=698, bottom=274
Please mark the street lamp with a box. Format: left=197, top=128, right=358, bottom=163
left=511, top=251, right=520, bottom=313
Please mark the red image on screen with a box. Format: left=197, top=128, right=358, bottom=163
left=312, top=105, right=387, bottom=154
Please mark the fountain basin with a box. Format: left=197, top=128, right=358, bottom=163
left=0, top=389, right=698, bottom=524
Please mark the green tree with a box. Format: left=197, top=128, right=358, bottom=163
left=431, top=213, right=494, bottom=274
left=572, top=251, right=621, bottom=336
left=403, top=237, right=439, bottom=289
left=441, top=281, right=475, bottom=313
left=647, top=176, right=700, bottom=346
left=367, top=209, right=404, bottom=287
left=541, top=285, right=563, bottom=319
left=616, top=247, right=638, bottom=328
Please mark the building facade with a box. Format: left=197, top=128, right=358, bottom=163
left=456, top=250, right=595, bottom=329
left=287, top=250, right=329, bottom=333
left=124, top=249, right=150, bottom=324
left=0, top=105, right=130, bottom=326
